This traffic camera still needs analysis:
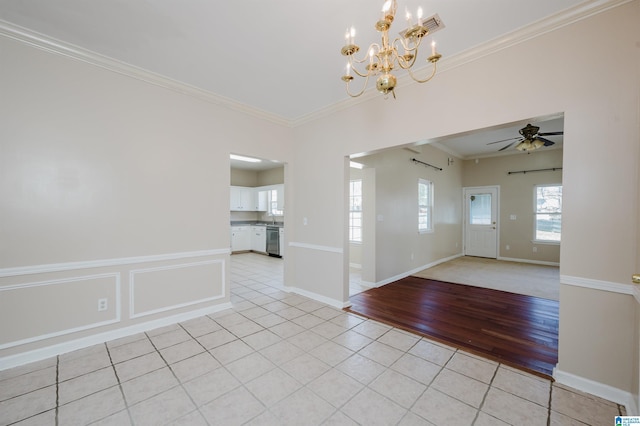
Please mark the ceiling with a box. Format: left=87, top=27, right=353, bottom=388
left=230, top=155, right=284, bottom=172
left=427, top=115, right=564, bottom=160
left=1, top=1, right=585, bottom=162
left=0, top=0, right=590, bottom=125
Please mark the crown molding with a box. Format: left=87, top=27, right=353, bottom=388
left=0, top=0, right=631, bottom=129
left=0, top=19, right=291, bottom=128
left=292, top=0, right=633, bottom=127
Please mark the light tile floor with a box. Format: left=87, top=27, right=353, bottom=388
left=348, top=268, right=370, bottom=296
left=0, top=253, right=626, bottom=425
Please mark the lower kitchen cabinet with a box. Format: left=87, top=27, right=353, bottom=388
left=279, top=227, right=284, bottom=258
left=251, top=226, right=266, bottom=253
left=231, top=226, right=250, bottom=252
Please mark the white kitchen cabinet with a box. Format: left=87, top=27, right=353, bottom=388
left=230, top=186, right=268, bottom=211
left=256, top=190, right=267, bottom=211
left=251, top=226, right=266, bottom=253
left=230, top=186, right=256, bottom=211
left=279, top=227, right=285, bottom=258
left=231, top=226, right=250, bottom=252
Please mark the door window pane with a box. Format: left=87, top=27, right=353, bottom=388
left=470, top=194, right=492, bottom=225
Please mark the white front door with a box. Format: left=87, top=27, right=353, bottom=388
left=464, top=186, right=499, bottom=258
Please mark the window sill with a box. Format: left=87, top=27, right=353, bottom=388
left=532, top=240, right=560, bottom=245
left=349, top=241, right=362, bottom=245
left=419, top=229, right=434, bottom=235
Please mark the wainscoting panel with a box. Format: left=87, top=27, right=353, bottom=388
left=0, top=250, right=229, bottom=368
left=129, top=259, right=225, bottom=319
left=0, top=273, right=120, bottom=349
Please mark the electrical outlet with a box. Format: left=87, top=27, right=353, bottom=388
left=532, top=247, right=538, bottom=253
left=98, top=298, right=108, bottom=312
left=506, top=245, right=510, bottom=250
left=411, top=253, right=414, bottom=260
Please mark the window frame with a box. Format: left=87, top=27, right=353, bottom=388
left=268, top=189, right=283, bottom=217
left=533, top=183, right=562, bottom=244
left=418, top=178, right=434, bottom=234
left=349, top=179, right=363, bottom=243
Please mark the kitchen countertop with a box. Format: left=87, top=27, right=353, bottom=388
left=231, top=221, right=284, bottom=228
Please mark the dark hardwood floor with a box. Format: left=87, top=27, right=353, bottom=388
left=345, top=276, right=559, bottom=378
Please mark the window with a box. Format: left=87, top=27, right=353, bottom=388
left=349, top=179, right=362, bottom=242
left=534, top=184, right=562, bottom=242
left=418, top=179, right=433, bottom=233
left=268, top=189, right=283, bottom=216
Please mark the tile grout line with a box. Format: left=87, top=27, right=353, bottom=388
left=55, top=355, right=59, bottom=426
left=223, top=297, right=351, bottom=423
left=547, top=378, right=553, bottom=426
left=171, top=323, right=219, bottom=426
left=470, top=359, right=499, bottom=425
left=104, top=341, right=135, bottom=426
left=142, top=331, right=206, bottom=425
left=388, top=337, right=446, bottom=425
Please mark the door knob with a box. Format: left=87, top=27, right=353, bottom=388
left=633, top=274, right=640, bottom=284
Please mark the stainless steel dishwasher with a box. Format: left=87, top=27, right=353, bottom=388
left=266, top=226, right=280, bottom=257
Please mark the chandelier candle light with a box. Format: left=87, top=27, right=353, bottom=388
left=341, top=0, right=442, bottom=98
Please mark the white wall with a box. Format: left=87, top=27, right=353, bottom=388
left=288, top=0, right=640, bottom=405
left=0, top=35, right=293, bottom=364
left=463, top=149, right=563, bottom=264
left=355, top=144, right=463, bottom=284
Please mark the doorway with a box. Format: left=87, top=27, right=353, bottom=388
left=229, top=153, right=287, bottom=288
left=463, top=186, right=499, bottom=258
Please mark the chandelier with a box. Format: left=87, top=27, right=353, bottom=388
left=341, top=0, right=443, bottom=98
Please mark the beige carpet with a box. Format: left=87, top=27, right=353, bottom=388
left=413, top=256, right=559, bottom=301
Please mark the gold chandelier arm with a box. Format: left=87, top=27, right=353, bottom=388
left=350, top=43, right=382, bottom=64
left=396, top=36, right=422, bottom=54
left=407, top=60, right=438, bottom=83
left=346, top=43, right=382, bottom=78
left=344, top=72, right=372, bottom=98
left=392, top=38, right=419, bottom=70
left=350, top=65, right=370, bottom=78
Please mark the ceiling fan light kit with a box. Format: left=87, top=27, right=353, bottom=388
left=340, top=0, right=444, bottom=99
left=489, top=123, right=564, bottom=153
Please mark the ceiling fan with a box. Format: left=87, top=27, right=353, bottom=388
left=487, top=123, right=564, bottom=152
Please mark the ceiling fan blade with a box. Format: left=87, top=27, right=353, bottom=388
left=537, top=137, right=555, bottom=146
left=498, top=140, right=518, bottom=151
left=538, top=131, right=563, bottom=136
left=487, top=136, right=520, bottom=145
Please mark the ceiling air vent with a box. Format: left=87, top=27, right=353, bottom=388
left=399, top=13, right=445, bottom=38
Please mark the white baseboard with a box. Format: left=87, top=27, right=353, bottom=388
left=283, top=285, right=350, bottom=309
left=373, top=253, right=464, bottom=287
left=553, top=368, right=636, bottom=414
left=497, top=256, right=560, bottom=267
left=0, top=302, right=232, bottom=371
